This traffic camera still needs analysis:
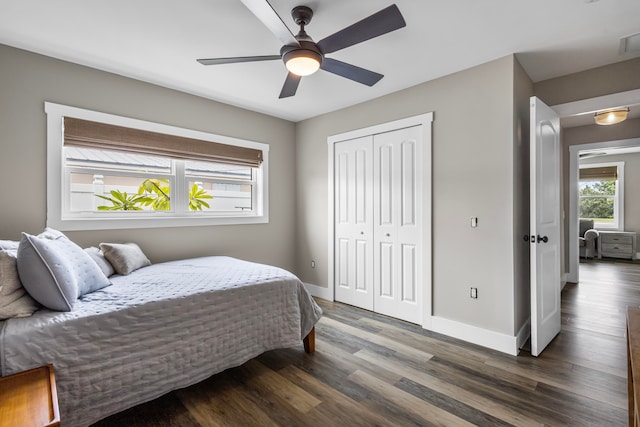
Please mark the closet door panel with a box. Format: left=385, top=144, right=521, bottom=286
left=373, top=126, right=422, bottom=324
left=401, top=243, right=417, bottom=303
left=401, top=140, right=416, bottom=227
left=334, top=136, right=374, bottom=310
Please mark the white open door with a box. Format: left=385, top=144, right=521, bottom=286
left=530, top=96, right=562, bottom=356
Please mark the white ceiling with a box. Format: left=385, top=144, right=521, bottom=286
left=1, top=0, right=640, bottom=122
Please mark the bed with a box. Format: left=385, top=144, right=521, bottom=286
left=0, top=255, right=322, bottom=427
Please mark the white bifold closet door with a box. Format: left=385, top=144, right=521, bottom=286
left=334, top=135, right=374, bottom=311
left=334, top=125, right=422, bottom=324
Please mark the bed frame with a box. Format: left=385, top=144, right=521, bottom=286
left=303, top=327, right=316, bottom=353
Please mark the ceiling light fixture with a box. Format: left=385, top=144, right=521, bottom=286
left=594, top=108, right=629, bottom=126
left=282, top=48, right=322, bottom=76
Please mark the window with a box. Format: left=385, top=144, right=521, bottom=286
left=46, top=103, right=269, bottom=231
left=578, top=162, right=624, bottom=230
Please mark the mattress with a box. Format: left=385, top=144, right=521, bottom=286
left=0, top=256, right=322, bottom=427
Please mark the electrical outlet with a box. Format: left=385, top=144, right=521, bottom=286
left=471, top=217, right=478, bottom=228
left=311, top=260, right=315, bottom=268
left=470, top=287, right=478, bottom=299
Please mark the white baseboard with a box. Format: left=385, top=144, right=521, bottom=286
left=303, top=282, right=333, bottom=301
left=430, top=316, right=520, bottom=356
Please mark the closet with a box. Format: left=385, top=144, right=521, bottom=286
left=331, top=115, right=431, bottom=325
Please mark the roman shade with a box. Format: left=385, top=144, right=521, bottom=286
left=64, top=117, right=263, bottom=168
left=579, top=166, right=617, bottom=181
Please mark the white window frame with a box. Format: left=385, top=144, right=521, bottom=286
left=578, top=161, right=624, bottom=231
left=45, top=102, right=269, bottom=231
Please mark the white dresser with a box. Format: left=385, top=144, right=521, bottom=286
left=598, top=231, right=637, bottom=260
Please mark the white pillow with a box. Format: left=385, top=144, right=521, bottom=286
left=99, top=243, right=151, bottom=275
left=0, top=240, right=20, bottom=250
left=17, top=231, right=111, bottom=311
left=0, top=250, right=40, bottom=320
left=0, top=228, right=65, bottom=251
left=84, top=247, right=116, bottom=277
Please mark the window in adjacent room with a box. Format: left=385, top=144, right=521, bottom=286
left=578, top=162, right=624, bottom=230
left=45, top=102, right=269, bottom=231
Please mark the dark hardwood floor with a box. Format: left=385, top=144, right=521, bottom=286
left=93, top=259, right=640, bottom=426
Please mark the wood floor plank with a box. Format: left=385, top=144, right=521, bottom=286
left=353, top=347, right=544, bottom=427
left=240, top=359, right=322, bottom=414
left=277, top=365, right=397, bottom=427
left=176, top=381, right=276, bottom=427
left=348, top=369, right=477, bottom=427
left=320, top=315, right=435, bottom=361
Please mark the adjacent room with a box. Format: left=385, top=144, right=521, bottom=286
left=1, top=0, right=640, bottom=425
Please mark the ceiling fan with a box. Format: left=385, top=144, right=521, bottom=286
left=197, top=0, right=406, bottom=98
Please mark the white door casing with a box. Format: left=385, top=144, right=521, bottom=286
left=373, top=126, right=422, bottom=324
left=530, top=96, right=562, bottom=357
left=334, top=136, right=374, bottom=310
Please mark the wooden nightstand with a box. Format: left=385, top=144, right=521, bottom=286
left=0, top=364, right=60, bottom=427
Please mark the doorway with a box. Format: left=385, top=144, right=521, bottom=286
left=551, top=89, right=640, bottom=284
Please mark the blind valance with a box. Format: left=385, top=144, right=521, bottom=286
left=579, top=166, right=617, bottom=181
left=64, top=117, right=263, bottom=168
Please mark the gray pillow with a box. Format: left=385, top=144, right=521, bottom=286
left=0, top=250, right=40, bottom=320
left=99, top=243, right=151, bottom=275
left=84, top=247, right=116, bottom=277
left=17, top=232, right=111, bottom=311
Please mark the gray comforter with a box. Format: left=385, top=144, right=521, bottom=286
left=0, top=256, right=322, bottom=427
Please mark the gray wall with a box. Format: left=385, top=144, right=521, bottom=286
left=534, top=57, right=640, bottom=106
left=513, top=59, right=533, bottom=335
left=0, top=44, right=297, bottom=270
left=295, top=55, right=527, bottom=335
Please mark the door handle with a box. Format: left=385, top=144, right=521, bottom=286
left=537, top=235, right=548, bottom=243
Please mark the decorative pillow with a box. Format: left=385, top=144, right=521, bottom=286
left=0, top=228, right=65, bottom=251
left=84, top=247, right=116, bottom=277
left=17, top=232, right=111, bottom=311
left=99, top=243, right=151, bottom=275
left=0, top=250, right=40, bottom=320
left=0, top=240, right=19, bottom=250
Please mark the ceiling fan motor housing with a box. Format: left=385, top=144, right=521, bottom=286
left=281, top=41, right=323, bottom=68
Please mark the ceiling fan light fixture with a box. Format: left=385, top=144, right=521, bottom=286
left=594, top=108, right=629, bottom=125
left=283, top=49, right=322, bottom=76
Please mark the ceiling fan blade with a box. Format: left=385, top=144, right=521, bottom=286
left=279, top=73, right=301, bottom=98
left=317, top=4, right=406, bottom=54
left=197, top=55, right=281, bottom=66
left=241, top=0, right=300, bottom=47
left=320, top=57, right=383, bottom=86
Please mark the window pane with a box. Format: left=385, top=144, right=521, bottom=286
left=188, top=181, right=252, bottom=212
left=70, top=173, right=171, bottom=212
left=65, top=146, right=171, bottom=174
left=579, top=180, right=615, bottom=196
left=185, top=160, right=252, bottom=181
left=579, top=196, right=614, bottom=223
left=578, top=177, right=617, bottom=226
